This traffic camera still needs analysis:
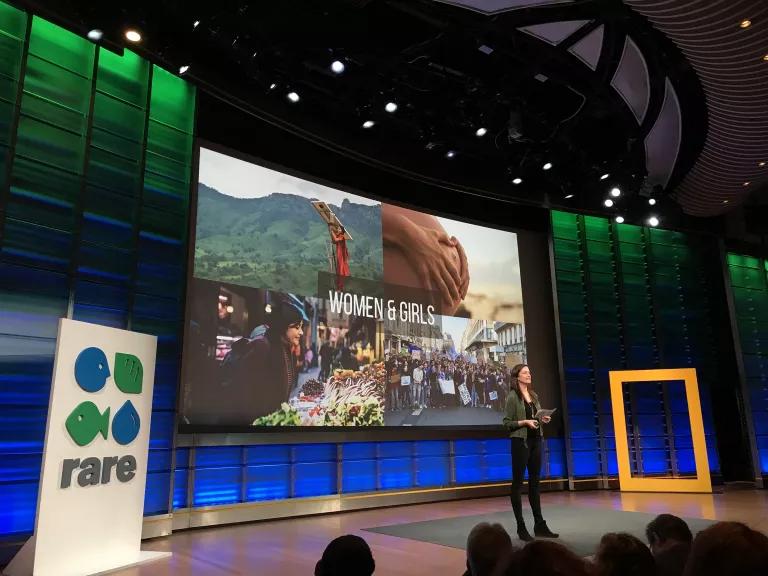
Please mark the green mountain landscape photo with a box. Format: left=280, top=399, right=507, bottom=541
left=194, top=184, right=384, bottom=296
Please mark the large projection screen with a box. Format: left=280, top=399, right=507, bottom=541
left=181, top=144, right=537, bottom=430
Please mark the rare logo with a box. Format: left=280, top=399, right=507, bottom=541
left=60, top=347, right=144, bottom=489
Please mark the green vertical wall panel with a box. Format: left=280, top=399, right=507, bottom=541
left=727, top=253, right=768, bottom=476
left=4, top=16, right=94, bottom=272
left=553, top=211, right=721, bottom=479
left=0, top=0, right=195, bottom=534
left=0, top=2, right=26, bottom=194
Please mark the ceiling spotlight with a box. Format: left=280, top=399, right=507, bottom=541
left=600, top=173, right=610, bottom=180
left=287, top=91, right=300, bottom=103
left=648, top=216, right=659, bottom=227
left=512, top=177, right=522, bottom=185
left=446, top=150, right=456, bottom=159
left=723, top=200, right=730, bottom=204
left=269, top=83, right=277, bottom=90
left=179, top=65, right=190, bottom=75
left=615, top=216, right=625, bottom=223
left=362, top=120, right=375, bottom=129
left=740, top=19, right=752, bottom=29
left=385, top=102, right=398, bottom=113
left=331, top=60, right=345, bottom=74
left=475, top=127, right=487, bottom=137
left=759, top=161, right=766, bottom=166
left=744, top=181, right=751, bottom=186
left=565, top=194, right=574, bottom=199
left=87, top=29, right=103, bottom=42
left=648, top=198, right=657, bottom=206
left=604, top=199, right=614, bottom=207
left=543, top=162, right=553, bottom=171
left=124, top=29, right=142, bottom=43
left=193, top=20, right=200, bottom=29
left=763, top=54, right=768, bottom=61
left=610, top=187, right=621, bottom=198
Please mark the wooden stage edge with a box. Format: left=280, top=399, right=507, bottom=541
left=114, top=489, right=768, bottom=576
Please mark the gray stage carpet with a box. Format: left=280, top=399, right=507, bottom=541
left=364, top=506, right=715, bottom=557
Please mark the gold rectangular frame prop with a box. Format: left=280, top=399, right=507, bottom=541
left=609, top=368, right=712, bottom=493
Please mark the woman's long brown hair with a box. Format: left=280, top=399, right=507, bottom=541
left=510, top=363, right=536, bottom=400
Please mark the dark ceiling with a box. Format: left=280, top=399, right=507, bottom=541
left=20, top=0, right=768, bottom=223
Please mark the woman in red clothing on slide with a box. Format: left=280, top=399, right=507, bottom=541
left=330, top=223, right=350, bottom=289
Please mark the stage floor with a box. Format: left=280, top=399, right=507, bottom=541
left=114, top=489, right=768, bottom=576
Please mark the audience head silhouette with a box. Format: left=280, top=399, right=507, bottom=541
left=315, top=535, right=375, bottom=576
left=646, top=514, right=693, bottom=554
left=683, top=521, right=768, bottom=576
left=496, top=540, right=593, bottom=576
left=595, top=532, right=655, bottom=576
left=465, top=522, right=514, bottom=576
left=646, top=514, right=693, bottom=576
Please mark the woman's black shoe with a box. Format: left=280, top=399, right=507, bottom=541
left=534, top=522, right=559, bottom=538
left=517, top=526, right=534, bottom=542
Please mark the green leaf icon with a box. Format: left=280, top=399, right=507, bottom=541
left=114, top=353, right=143, bottom=394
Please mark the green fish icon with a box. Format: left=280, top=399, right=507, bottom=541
left=114, top=353, right=143, bottom=394
left=65, top=401, right=110, bottom=447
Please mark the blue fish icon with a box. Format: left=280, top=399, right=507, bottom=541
left=65, top=401, right=110, bottom=446
left=75, top=347, right=110, bottom=393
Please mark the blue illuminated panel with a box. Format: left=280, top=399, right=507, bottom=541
left=294, top=462, right=337, bottom=497
left=342, top=443, right=377, bottom=493
left=193, top=467, right=241, bottom=507
left=342, top=459, right=377, bottom=493
left=245, top=464, right=290, bottom=502
left=379, top=457, right=413, bottom=490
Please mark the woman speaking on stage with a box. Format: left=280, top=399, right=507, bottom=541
left=503, top=364, right=558, bottom=542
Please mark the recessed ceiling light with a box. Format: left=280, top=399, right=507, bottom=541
left=124, top=29, right=142, bottom=43
left=600, top=173, right=610, bottom=180
left=179, top=65, right=190, bottom=75
left=648, top=198, right=657, bottom=206
left=446, top=150, right=456, bottom=159
left=759, top=161, right=766, bottom=166
left=287, top=91, right=300, bottom=103
left=763, top=54, right=768, bottom=61
left=744, top=181, right=751, bottom=186
left=269, top=83, right=277, bottom=90
left=723, top=200, right=730, bottom=204
left=543, top=162, right=553, bottom=171
left=193, top=20, right=200, bottom=29
left=604, top=199, right=614, bottom=207
left=87, top=29, right=103, bottom=41
left=565, top=194, right=574, bottom=199
left=740, top=19, right=752, bottom=29
left=331, top=60, right=345, bottom=74
left=648, top=216, right=659, bottom=227
left=615, top=216, right=625, bottom=223
left=512, top=177, right=522, bottom=185
left=362, top=120, right=375, bottom=129
left=385, top=102, right=398, bottom=113
left=475, top=127, right=487, bottom=137
left=610, top=187, right=621, bottom=198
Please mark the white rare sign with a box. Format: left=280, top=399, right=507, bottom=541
left=4, top=319, right=169, bottom=576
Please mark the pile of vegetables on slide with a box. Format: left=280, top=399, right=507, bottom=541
left=252, top=362, right=386, bottom=426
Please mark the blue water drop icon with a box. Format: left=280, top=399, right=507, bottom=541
left=75, top=347, right=110, bottom=392
left=112, top=400, right=141, bottom=445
